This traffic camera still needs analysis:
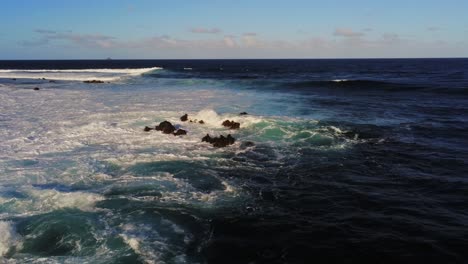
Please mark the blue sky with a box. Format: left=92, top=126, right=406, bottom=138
left=1, top=0, right=467, bottom=59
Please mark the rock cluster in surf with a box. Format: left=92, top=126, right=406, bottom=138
left=180, top=113, right=205, bottom=124
left=202, top=134, right=236, bottom=148
left=143, top=113, right=245, bottom=148
left=144, top=121, right=187, bottom=136
left=222, top=120, right=240, bottom=129
left=83, top=80, right=105, bottom=84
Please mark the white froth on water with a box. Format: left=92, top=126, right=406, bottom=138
left=0, top=67, right=161, bottom=81
left=0, top=187, right=104, bottom=216
left=0, top=221, right=21, bottom=257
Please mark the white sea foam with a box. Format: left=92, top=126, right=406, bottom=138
left=0, top=221, right=21, bottom=257
left=0, top=187, right=104, bottom=216
left=0, top=67, right=161, bottom=81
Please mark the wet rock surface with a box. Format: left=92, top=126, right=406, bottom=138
left=173, top=129, right=187, bottom=136
left=202, top=134, right=236, bottom=148
left=222, top=120, right=240, bottom=129
left=83, top=80, right=105, bottom=84
left=155, top=121, right=176, bottom=134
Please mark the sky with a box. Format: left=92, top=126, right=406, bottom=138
left=1, top=0, right=467, bottom=59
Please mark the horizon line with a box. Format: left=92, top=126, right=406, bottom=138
left=1, top=57, right=468, bottom=61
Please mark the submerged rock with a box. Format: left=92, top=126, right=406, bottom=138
left=202, top=134, right=235, bottom=148
left=143, top=126, right=153, bottom=132
left=180, top=114, right=188, bottom=122
left=240, top=141, right=255, bottom=148
left=239, top=112, right=248, bottom=115
left=33, top=87, right=40, bottom=91
left=155, top=121, right=176, bottom=134
left=198, top=120, right=205, bottom=124
left=173, top=129, right=187, bottom=136
left=83, top=80, right=105, bottom=84
left=222, top=120, right=240, bottom=129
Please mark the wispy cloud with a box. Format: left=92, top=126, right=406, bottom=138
left=20, top=28, right=467, bottom=58
left=23, top=29, right=118, bottom=49
left=34, top=29, right=57, bottom=34
left=334, top=28, right=365, bottom=37
left=189, top=27, right=221, bottom=34
left=223, top=35, right=238, bottom=48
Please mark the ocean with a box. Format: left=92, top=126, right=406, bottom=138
left=0, top=59, right=467, bottom=263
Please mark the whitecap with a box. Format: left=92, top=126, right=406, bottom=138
left=0, top=221, right=21, bottom=257
left=0, top=67, right=161, bottom=81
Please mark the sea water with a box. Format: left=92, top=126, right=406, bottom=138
left=0, top=59, right=467, bottom=263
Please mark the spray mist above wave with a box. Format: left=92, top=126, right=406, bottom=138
left=0, top=67, right=162, bottom=81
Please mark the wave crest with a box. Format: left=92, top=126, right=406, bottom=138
left=0, top=67, right=162, bottom=81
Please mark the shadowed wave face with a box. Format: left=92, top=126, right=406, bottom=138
left=0, top=59, right=467, bottom=263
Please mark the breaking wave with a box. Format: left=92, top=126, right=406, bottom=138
left=0, top=67, right=161, bottom=81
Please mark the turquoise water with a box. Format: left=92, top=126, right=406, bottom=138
left=1, top=59, right=467, bottom=263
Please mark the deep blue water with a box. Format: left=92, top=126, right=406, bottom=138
left=0, top=59, right=467, bottom=263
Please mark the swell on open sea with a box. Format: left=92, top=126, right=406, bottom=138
left=0, top=59, right=467, bottom=263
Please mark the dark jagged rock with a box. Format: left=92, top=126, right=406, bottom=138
left=202, top=134, right=235, bottom=148
left=49, top=80, right=56, bottom=83
left=173, top=129, right=187, bottom=136
left=202, top=134, right=213, bottom=143
left=33, top=87, right=40, bottom=90
left=155, top=121, right=176, bottom=134
left=180, top=114, right=188, bottom=122
left=239, top=112, right=248, bottom=115
left=222, top=120, right=240, bottom=129
left=143, top=126, right=153, bottom=132
left=227, top=134, right=235, bottom=144
left=230, top=122, right=240, bottom=129
left=199, top=120, right=205, bottom=124
left=42, top=78, right=46, bottom=80
left=83, top=80, right=105, bottom=84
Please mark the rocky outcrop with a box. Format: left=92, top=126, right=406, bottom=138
left=83, top=80, right=105, bottom=84
left=33, top=87, right=40, bottom=90
left=198, top=120, right=205, bottom=124
left=144, top=126, right=153, bottom=132
left=222, top=120, right=240, bottom=129
left=155, top=121, right=176, bottom=134
left=239, top=112, right=248, bottom=115
left=173, top=129, right=187, bottom=136
left=180, top=114, right=188, bottom=122
left=202, top=134, right=235, bottom=147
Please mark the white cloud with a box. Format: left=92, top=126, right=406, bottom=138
left=334, top=28, right=365, bottom=37
left=223, top=35, right=238, bottom=48
left=20, top=28, right=468, bottom=58
left=25, top=30, right=117, bottom=49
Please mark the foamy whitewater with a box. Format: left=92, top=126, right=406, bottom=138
left=1, top=59, right=467, bottom=263
left=0, top=67, right=160, bottom=81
